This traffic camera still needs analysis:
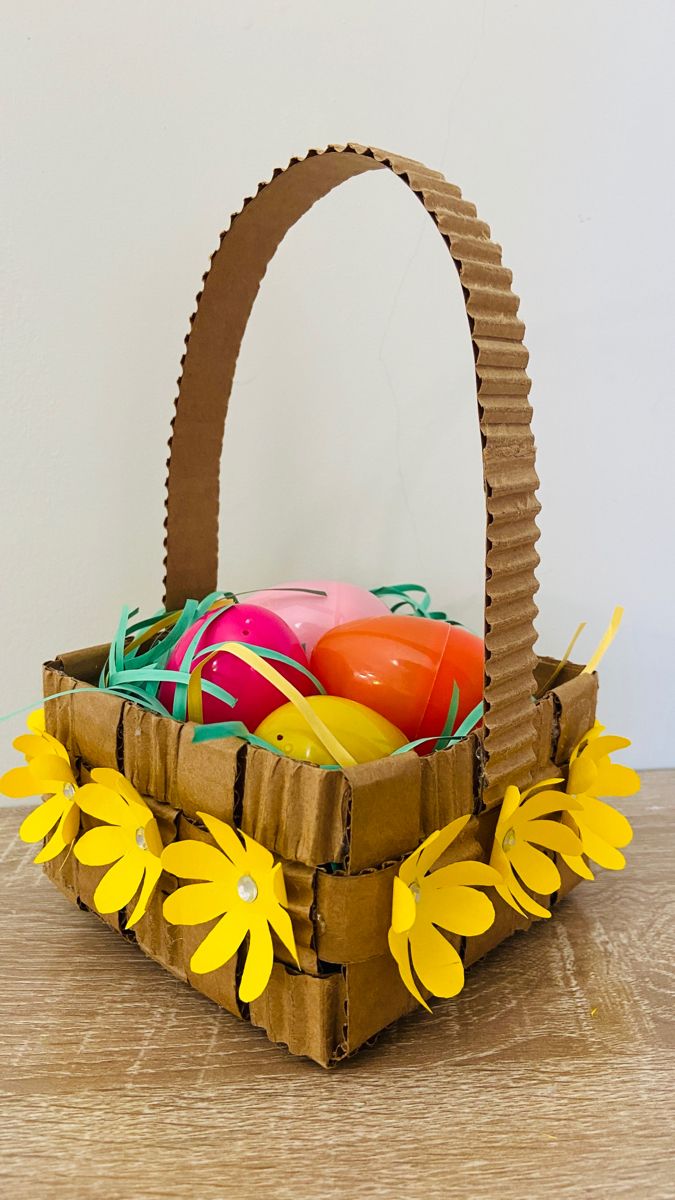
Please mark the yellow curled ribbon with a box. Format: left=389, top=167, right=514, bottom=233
left=186, top=641, right=357, bottom=769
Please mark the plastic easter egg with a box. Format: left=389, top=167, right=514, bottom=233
left=254, top=695, right=408, bottom=766
left=310, top=615, right=484, bottom=746
left=245, top=580, right=391, bottom=655
left=158, top=603, right=317, bottom=729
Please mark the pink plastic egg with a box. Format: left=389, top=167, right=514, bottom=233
left=245, top=580, right=391, bottom=655
left=158, top=603, right=317, bottom=729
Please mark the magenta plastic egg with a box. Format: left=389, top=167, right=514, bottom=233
left=158, top=603, right=317, bottom=729
left=245, top=580, right=391, bottom=654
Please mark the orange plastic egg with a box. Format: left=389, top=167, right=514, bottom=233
left=310, top=615, right=484, bottom=745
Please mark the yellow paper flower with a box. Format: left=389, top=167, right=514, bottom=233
left=561, top=723, right=640, bottom=879
left=161, top=813, right=298, bottom=1003
left=490, top=780, right=584, bottom=919
left=0, top=709, right=80, bottom=863
left=74, top=769, right=163, bottom=927
left=388, top=815, right=501, bottom=1011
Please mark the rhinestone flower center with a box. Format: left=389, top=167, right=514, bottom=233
left=410, top=880, right=422, bottom=903
left=135, top=826, right=148, bottom=850
left=502, top=827, right=517, bottom=851
left=237, top=874, right=258, bottom=903
left=63, top=783, right=76, bottom=800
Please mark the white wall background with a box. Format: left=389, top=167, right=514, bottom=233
left=1, top=0, right=673, bottom=780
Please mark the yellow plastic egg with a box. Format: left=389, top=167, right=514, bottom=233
left=254, top=695, right=408, bottom=766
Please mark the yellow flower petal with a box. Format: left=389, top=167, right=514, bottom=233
left=34, top=803, right=79, bottom=864
left=409, top=921, right=465, bottom=998
left=143, top=817, right=164, bottom=859
left=198, top=812, right=248, bottom=869
left=13, top=734, right=49, bottom=760
left=392, top=875, right=417, bottom=934
left=510, top=841, right=561, bottom=895
left=45, top=733, right=71, bottom=761
left=271, top=861, right=288, bottom=906
left=74, top=824, right=128, bottom=866
left=28, top=753, right=74, bottom=788
left=594, top=762, right=640, bottom=799
left=577, top=823, right=627, bottom=871
left=522, top=777, right=565, bottom=798
left=415, top=815, right=469, bottom=877
left=77, top=783, right=130, bottom=826
left=517, top=792, right=582, bottom=823
left=19, top=793, right=68, bottom=843
left=561, top=851, right=595, bottom=881
left=499, top=785, right=522, bottom=827
left=33, top=832, right=67, bottom=864
left=568, top=757, right=597, bottom=796
left=426, top=884, right=495, bottom=937
left=584, top=734, right=631, bottom=761
left=514, top=789, right=573, bottom=826
left=499, top=862, right=551, bottom=919
left=1, top=765, right=42, bottom=799
left=93, top=853, right=146, bottom=915
left=399, top=829, right=438, bottom=886
left=189, top=906, right=249, bottom=974
left=161, top=838, right=235, bottom=883
left=523, top=818, right=583, bottom=856
left=127, top=855, right=163, bottom=928
left=240, top=830, right=274, bottom=876
left=427, top=861, right=502, bottom=890
left=61, top=801, right=80, bottom=845
left=27, top=709, right=46, bottom=734
left=163, top=881, right=229, bottom=925
left=239, top=918, right=274, bottom=1003
left=266, top=898, right=299, bottom=964
left=574, top=794, right=633, bottom=848
left=90, top=767, right=140, bottom=806
left=18, top=730, right=70, bottom=762
left=388, top=927, right=429, bottom=1010
left=495, top=879, right=528, bottom=918
left=489, top=841, right=512, bottom=881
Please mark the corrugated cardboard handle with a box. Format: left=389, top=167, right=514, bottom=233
left=163, top=143, right=541, bottom=795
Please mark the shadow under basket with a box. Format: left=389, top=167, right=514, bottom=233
left=41, top=143, right=600, bottom=1066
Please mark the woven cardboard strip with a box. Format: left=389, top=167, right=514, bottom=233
left=43, top=652, right=598, bottom=872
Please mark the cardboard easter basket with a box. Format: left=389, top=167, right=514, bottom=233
left=41, top=143, right=600, bottom=1066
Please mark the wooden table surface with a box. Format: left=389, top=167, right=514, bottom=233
left=0, top=774, right=672, bottom=1200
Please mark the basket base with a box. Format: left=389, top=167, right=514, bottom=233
left=42, top=848, right=582, bottom=1068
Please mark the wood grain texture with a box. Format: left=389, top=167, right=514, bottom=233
left=0, top=774, right=672, bottom=1200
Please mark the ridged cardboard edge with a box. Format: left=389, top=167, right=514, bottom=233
left=248, top=965, right=347, bottom=1068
